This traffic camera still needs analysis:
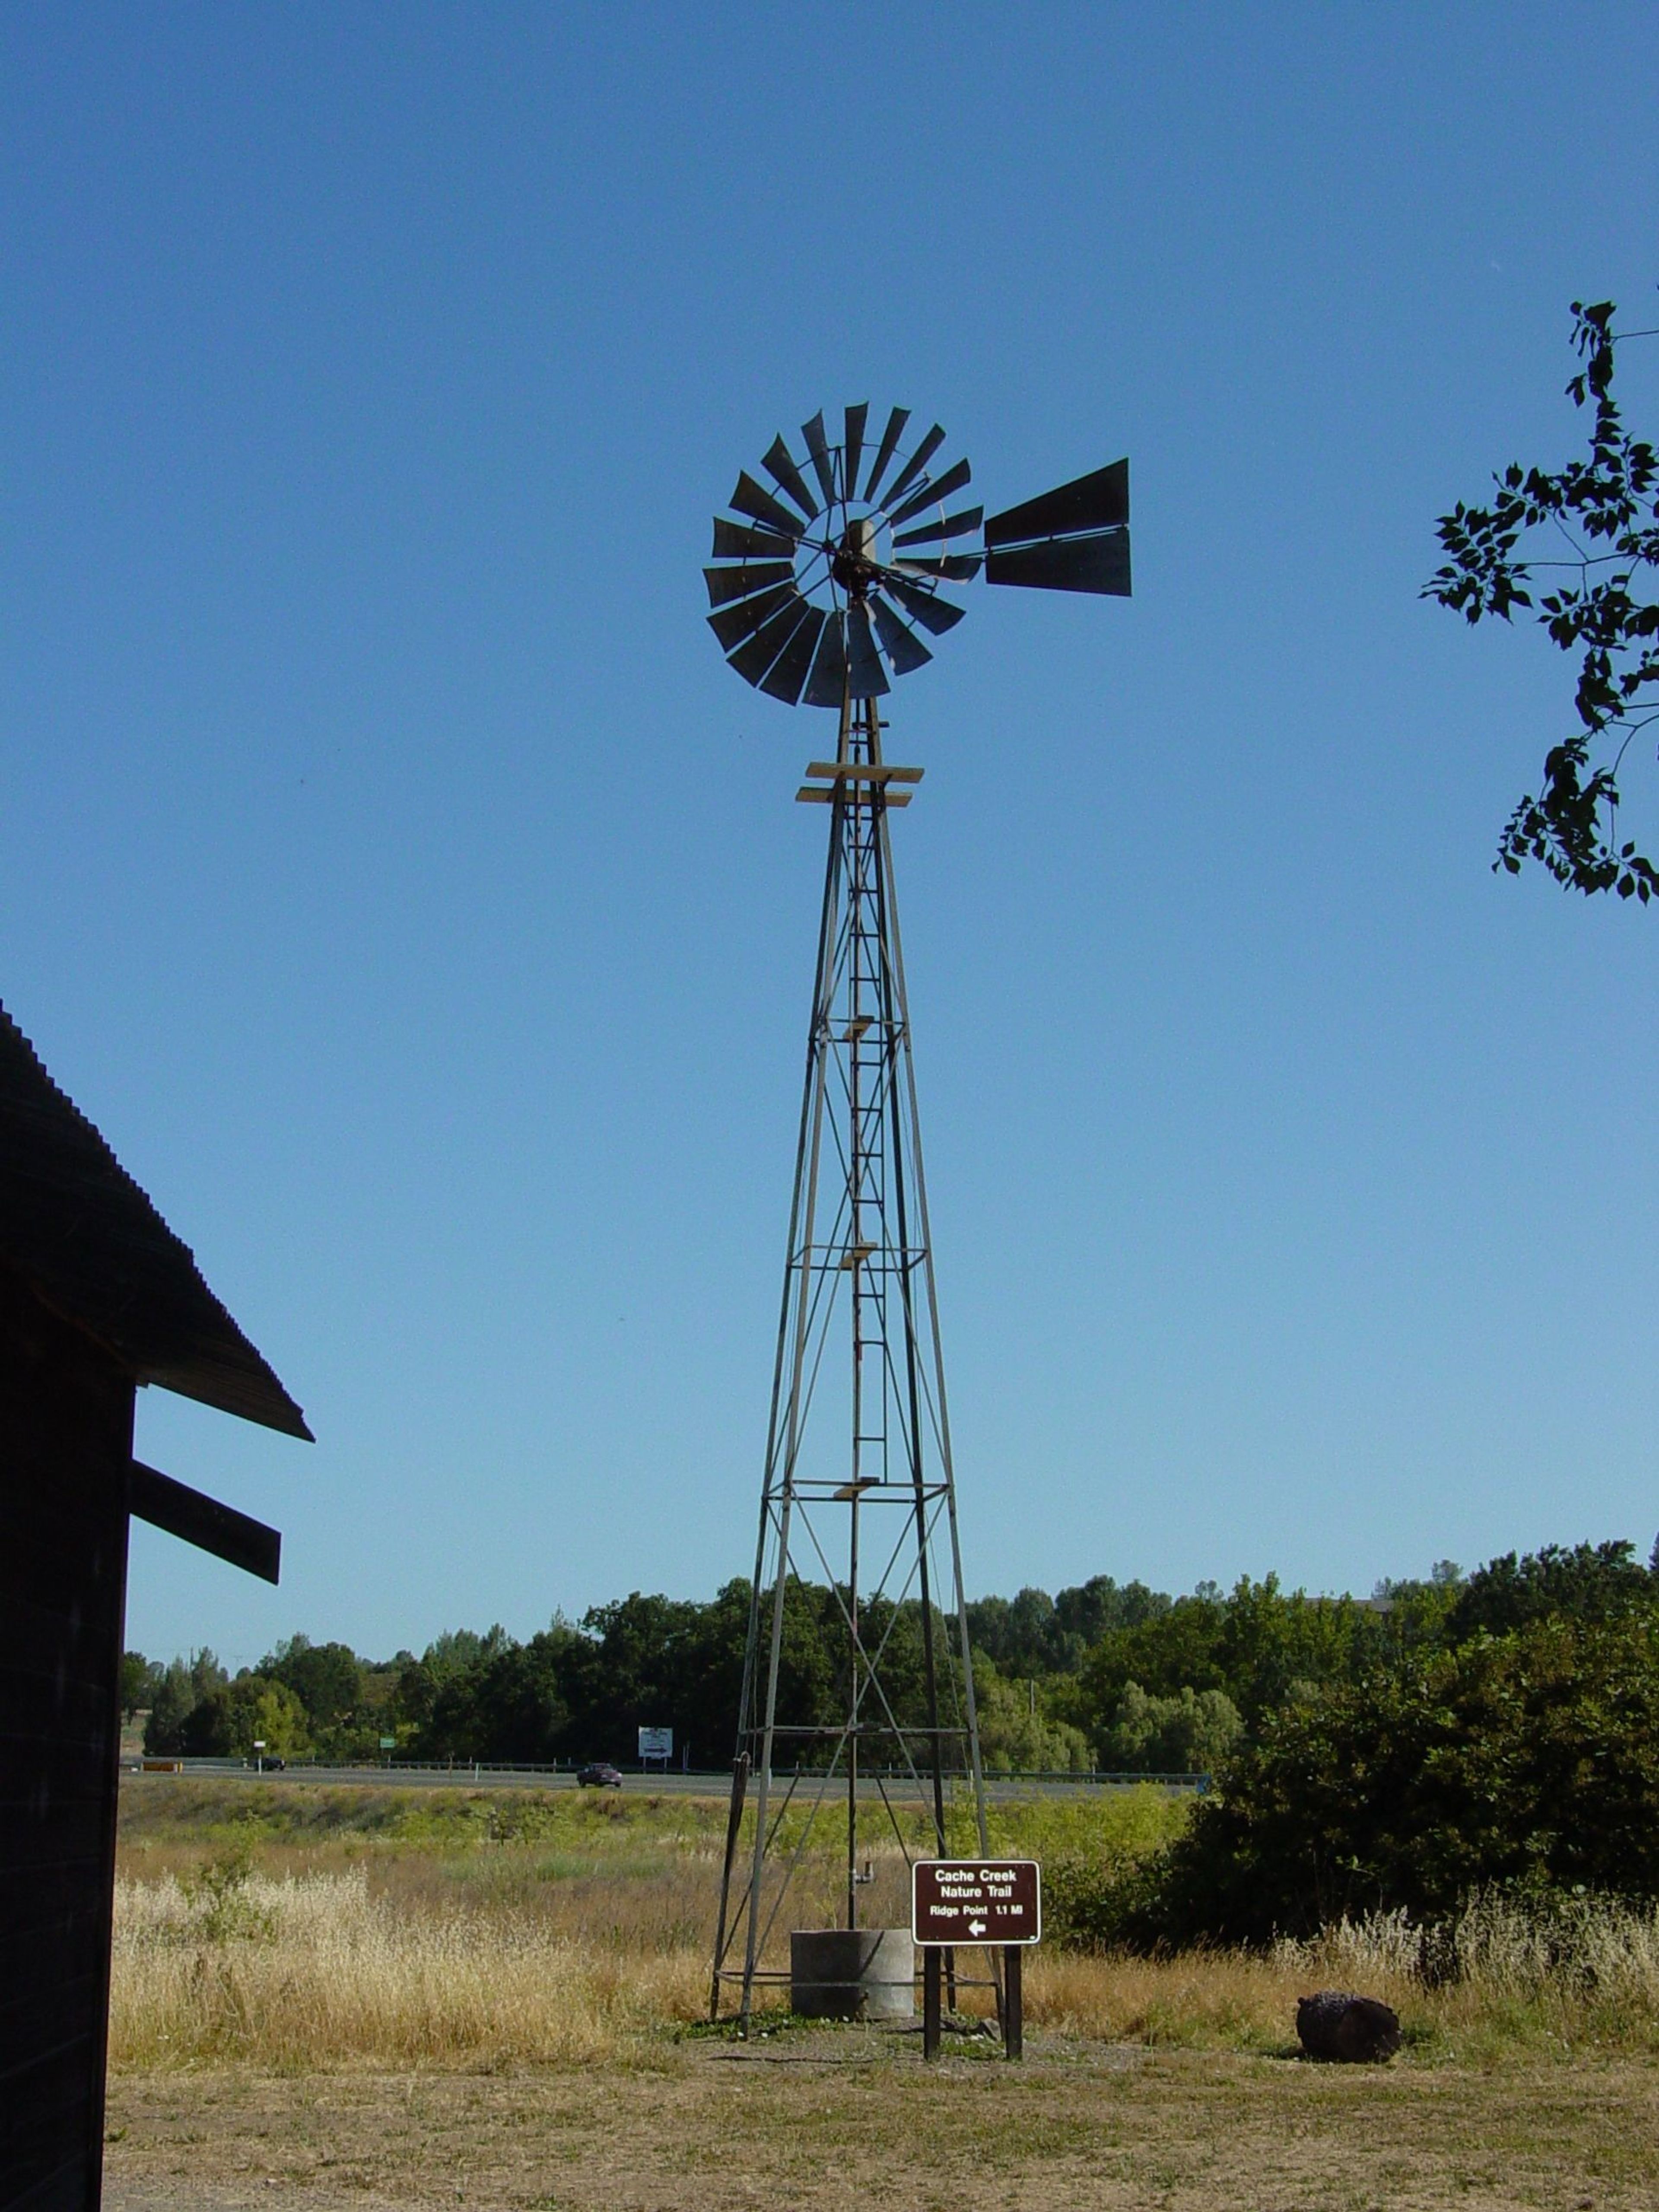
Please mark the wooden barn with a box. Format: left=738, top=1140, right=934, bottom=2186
left=0, top=999, right=310, bottom=2212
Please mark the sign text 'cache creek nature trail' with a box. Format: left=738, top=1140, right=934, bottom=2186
left=911, top=1859, right=1042, bottom=2061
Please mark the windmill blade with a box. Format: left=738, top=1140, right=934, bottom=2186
left=727, top=596, right=814, bottom=688
left=802, top=609, right=848, bottom=707
left=892, top=505, right=983, bottom=549
left=984, top=458, right=1129, bottom=547
left=845, top=601, right=891, bottom=698
left=705, top=560, right=796, bottom=609
left=843, top=404, right=868, bottom=502
left=801, top=411, right=839, bottom=506
left=985, top=529, right=1131, bottom=595
left=894, top=553, right=984, bottom=582
left=707, top=582, right=798, bottom=651
left=763, top=435, right=820, bottom=522
left=730, top=471, right=805, bottom=539
left=862, top=406, right=910, bottom=502
left=712, top=517, right=799, bottom=560
left=884, top=454, right=973, bottom=531
left=880, top=423, right=946, bottom=512
left=878, top=568, right=967, bottom=636
left=869, top=591, right=933, bottom=677
left=759, top=604, right=826, bottom=705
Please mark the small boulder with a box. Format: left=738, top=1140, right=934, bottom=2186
left=1295, top=1990, right=1402, bottom=2063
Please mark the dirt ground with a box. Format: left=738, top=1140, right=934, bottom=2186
left=104, top=2028, right=1658, bottom=2212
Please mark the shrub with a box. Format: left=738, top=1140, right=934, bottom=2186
left=178, top=1831, right=275, bottom=1945
left=1135, top=1612, right=1659, bottom=1945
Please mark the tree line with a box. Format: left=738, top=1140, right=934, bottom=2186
left=128, top=1535, right=1659, bottom=1786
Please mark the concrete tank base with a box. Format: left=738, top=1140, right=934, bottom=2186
left=790, top=1928, right=915, bottom=2020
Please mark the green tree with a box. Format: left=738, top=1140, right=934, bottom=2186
left=180, top=1675, right=311, bottom=1760
left=1425, top=296, right=1659, bottom=899
left=259, top=1634, right=365, bottom=1749
left=389, top=1655, right=439, bottom=1737
left=971, top=1656, right=1091, bottom=1773
left=1054, top=1574, right=1170, bottom=1651
left=971, top=1576, right=1176, bottom=1676
left=1097, top=1681, right=1243, bottom=1774
left=391, top=1626, right=513, bottom=1746
left=1143, top=1612, right=1659, bottom=1943
left=425, top=1624, right=514, bottom=1679
left=1445, top=1539, right=1655, bottom=1642
left=1063, top=1574, right=1438, bottom=1748
left=674, top=1576, right=757, bottom=1767
left=1369, top=1561, right=1463, bottom=1653
left=569, top=1590, right=707, bottom=1749
left=449, top=1631, right=573, bottom=1763
left=120, top=1650, right=159, bottom=1722
left=142, top=1649, right=228, bottom=1754
left=1064, top=1586, right=1231, bottom=1729
left=965, top=1587, right=1057, bottom=1674
left=1211, top=1576, right=1396, bottom=1720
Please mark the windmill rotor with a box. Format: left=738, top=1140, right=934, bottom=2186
left=706, top=407, right=1131, bottom=704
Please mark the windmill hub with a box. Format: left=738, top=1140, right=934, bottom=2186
left=829, top=518, right=880, bottom=600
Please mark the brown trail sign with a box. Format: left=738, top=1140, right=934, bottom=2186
left=912, top=1859, right=1041, bottom=1946
left=911, top=1860, right=1041, bottom=2062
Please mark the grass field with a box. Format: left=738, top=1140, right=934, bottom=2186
left=104, top=1773, right=1659, bottom=2209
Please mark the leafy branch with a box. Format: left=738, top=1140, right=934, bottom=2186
left=1425, top=297, right=1659, bottom=900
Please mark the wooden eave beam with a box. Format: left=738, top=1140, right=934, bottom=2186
left=129, top=1460, right=282, bottom=1584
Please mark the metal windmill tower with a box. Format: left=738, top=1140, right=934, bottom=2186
left=704, top=406, right=1130, bottom=2025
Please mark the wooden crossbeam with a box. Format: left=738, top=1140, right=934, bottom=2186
left=804, top=761, right=924, bottom=782
left=130, top=1460, right=281, bottom=1584
left=796, top=785, right=911, bottom=807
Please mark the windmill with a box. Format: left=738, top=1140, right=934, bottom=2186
left=705, top=406, right=1130, bottom=2028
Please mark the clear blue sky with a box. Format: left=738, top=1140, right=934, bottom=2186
left=3, top=4, right=1655, bottom=1669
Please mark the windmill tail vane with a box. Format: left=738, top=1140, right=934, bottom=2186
left=706, top=403, right=1131, bottom=705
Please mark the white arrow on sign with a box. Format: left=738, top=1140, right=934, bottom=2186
left=968, top=1917, right=988, bottom=1936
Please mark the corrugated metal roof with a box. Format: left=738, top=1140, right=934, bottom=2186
left=0, top=1000, right=312, bottom=1440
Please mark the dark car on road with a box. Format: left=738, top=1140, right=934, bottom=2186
left=577, top=1762, right=623, bottom=1789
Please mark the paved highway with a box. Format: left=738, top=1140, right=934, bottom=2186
left=126, top=1761, right=1201, bottom=1800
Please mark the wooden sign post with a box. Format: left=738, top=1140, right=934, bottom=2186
left=911, top=1859, right=1041, bottom=2061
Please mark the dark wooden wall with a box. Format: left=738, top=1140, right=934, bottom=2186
left=0, top=1265, right=133, bottom=2212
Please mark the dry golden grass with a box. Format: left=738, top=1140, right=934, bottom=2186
left=112, top=1866, right=709, bottom=2067
left=110, top=1777, right=1659, bottom=2075
left=111, top=1840, right=1659, bottom=2074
